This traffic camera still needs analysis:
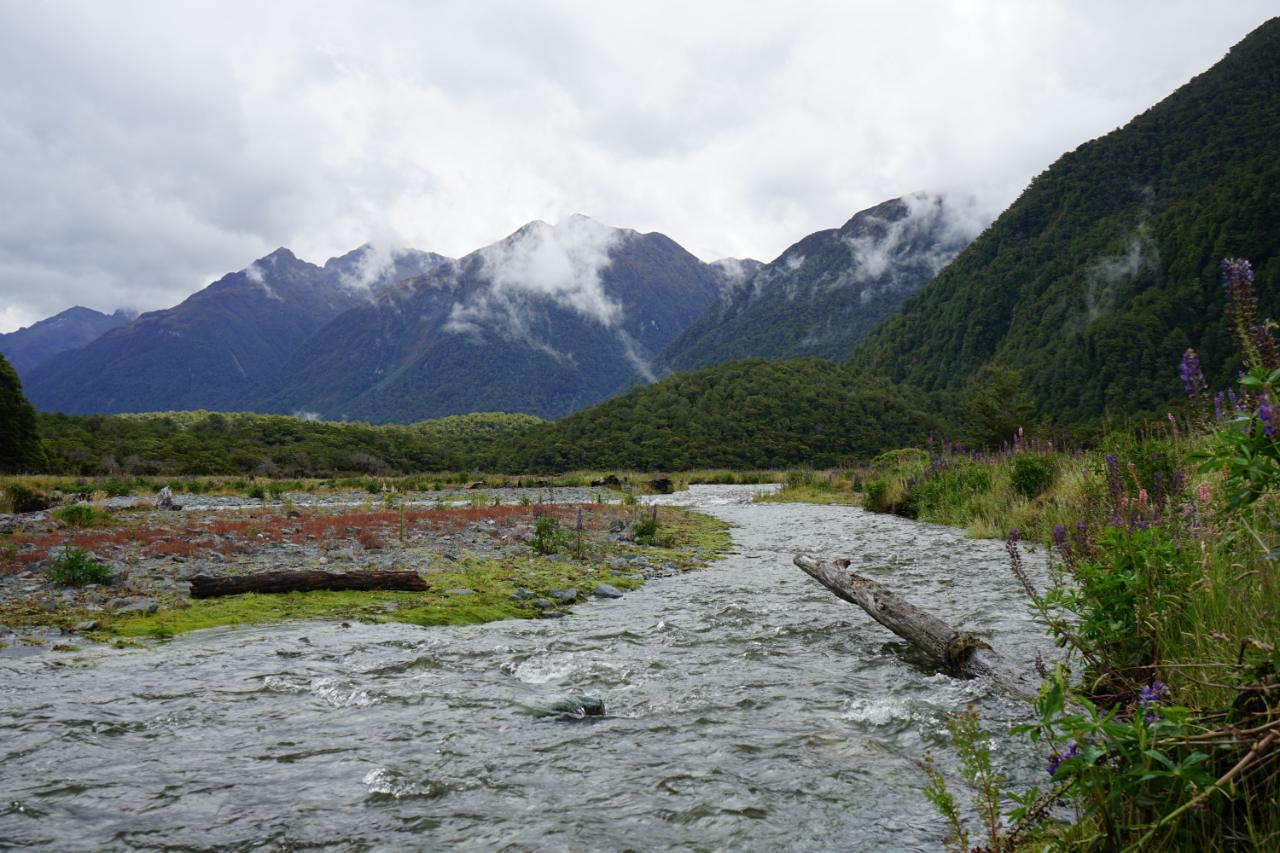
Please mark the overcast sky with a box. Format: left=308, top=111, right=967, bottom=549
left=0, top=2, right=1274, bottom=333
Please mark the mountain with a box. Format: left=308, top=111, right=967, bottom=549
left=256, top=215, right=727, bottom=422
left=0, top=306, right=134, bottom=377
left=659, top=194, right=985, bottom=372
left=24, top=246, right=446, bottom=415
left=854, top=18, right=1280, bottom=423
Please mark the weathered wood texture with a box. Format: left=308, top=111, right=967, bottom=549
left=794, top=553, right=1038, bottom=700
left=189, top=570, right=428, bottom=599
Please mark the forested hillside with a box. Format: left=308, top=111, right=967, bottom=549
left=854, top=18, right=1280, bottom=423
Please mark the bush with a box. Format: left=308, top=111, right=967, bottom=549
left=55, top=504, right=104, bottom=527
left=101, top=477, right=135, bottom=497
left=1011, top=454, right=1056, bottom=499
left=45, top=548, right=113, bottom=586
left=631, top=516, right=660, bottom=544
left=532, top=513, right=560, bottom=554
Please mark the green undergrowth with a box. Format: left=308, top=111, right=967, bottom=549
left=105, top=508, right=732, bottom=639
left=753, top=468, right=860, bottom=506
left=855, top=439, right=1221, bottom=544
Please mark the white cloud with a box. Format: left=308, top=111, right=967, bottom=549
left=0, top=1, right=1273, bottom=331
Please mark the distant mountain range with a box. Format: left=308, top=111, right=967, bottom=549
left=0, top=306, right=134, bottom=376
left=23, top=245, right=446, bottom=415
left=254, top=216, right=730, bottom=422
left=659, top=193, right=986, bottom=372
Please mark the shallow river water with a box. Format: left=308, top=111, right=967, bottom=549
left=1, top=486, right=1050, bottom=852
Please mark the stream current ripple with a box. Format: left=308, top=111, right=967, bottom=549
left=0, top=485, right=1050, bottom=851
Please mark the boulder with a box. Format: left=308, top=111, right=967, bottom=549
left=592, top=583, right=624, bottom=599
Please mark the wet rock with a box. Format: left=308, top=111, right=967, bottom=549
left=532, top=598, right=555, bottom=610
left=648, top=477, right=674, bottom=494
left=609, top=520, right=626, bottom=534
left=534, top=695, right=606, bottom=719
left=510, top=587, right=534, bottom=601
left=72, top=620, right=98, bottom=632
left=592, top=583, right=623, bottom=599
left=547, top=588, right=578, bottom=604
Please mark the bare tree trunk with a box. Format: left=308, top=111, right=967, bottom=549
left=794, top=553, right=1039, bottom=701
left=189, top=570, right=428, bottom=599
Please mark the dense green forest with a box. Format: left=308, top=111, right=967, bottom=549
left=0, top=353, right=44, bottom=473
left=854, top=17, right=1280, bottom=423
left=25, top=359, right=939, bottom=476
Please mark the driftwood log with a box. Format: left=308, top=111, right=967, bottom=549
left=189, top=570, right=428, bottom=599
left=794, top=553, right=1038, bottom=701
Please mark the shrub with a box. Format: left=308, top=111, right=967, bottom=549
left=1011, top=454, right=1056, bottom=499
left=45, top=548, right=113, bottom=587
left=55, top=504, right=104, bottom=527
left=631, top=516, right=659, bottom=544
left=101, top=477, right=134, bottom=497
left=532, top=513, right=560, bottom=554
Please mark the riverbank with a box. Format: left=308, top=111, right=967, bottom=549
left=0, top=490, right=732, bottom=652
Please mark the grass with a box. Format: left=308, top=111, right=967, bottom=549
left=753, top=468, right=860, bottom=506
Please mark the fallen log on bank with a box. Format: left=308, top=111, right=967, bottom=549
left=794, top=553, right=1038, bottom=701
left=189, top=570, right=429, bottom=599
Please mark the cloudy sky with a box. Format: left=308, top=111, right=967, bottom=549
left=0, top=1, right=1273, bottom=333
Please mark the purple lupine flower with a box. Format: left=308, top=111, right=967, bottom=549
left=1047, top=742, right=1080, bottom=776
left=1006, top=529, right=1038, bottom=598
left=576, top=507, right=584, bottom=531
left=1214, top=392, right=1225, bottom=420
left=1152, top=472, right=1166, bottom=513
left=1051, top=523, right=1074, bottom=569
left=1260, top=395, right=1278, bottom=437
left=1139, top=680, right=1167, bottom=705
left=1179, top=348, right=1205, bottom=397
left=651, top=504, right=658, bottom=523
left=1034, top=648, right=1048, bottom=679
left=1222, top=257, right=1255, bottom=288
left=1140, top=680, right=1168, bottom=724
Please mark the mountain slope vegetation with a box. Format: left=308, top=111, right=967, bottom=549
left=853, top=18, right=1280, bottom=423
left=662, top=194, right=984, bottom=371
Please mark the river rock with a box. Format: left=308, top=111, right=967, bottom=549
left=510, top=587, right=534, bottom=600
left=535, top=695, right=606, bottom=719
left=592, top=583, right=623, bottom=599
left=111, top=598, right=159, bottom=615
left=548, top=588, right=578, bottom=604
left=73, top=620, right=99, bottom=632
left=532, top=598, right=555, bottom=610
left=445, top=588, right=473, bottom=596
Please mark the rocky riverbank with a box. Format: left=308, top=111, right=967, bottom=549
left=0, top=489, right=733, bottom=655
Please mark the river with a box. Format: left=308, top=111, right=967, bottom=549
left=0, top=485, right=1051, bottom=851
